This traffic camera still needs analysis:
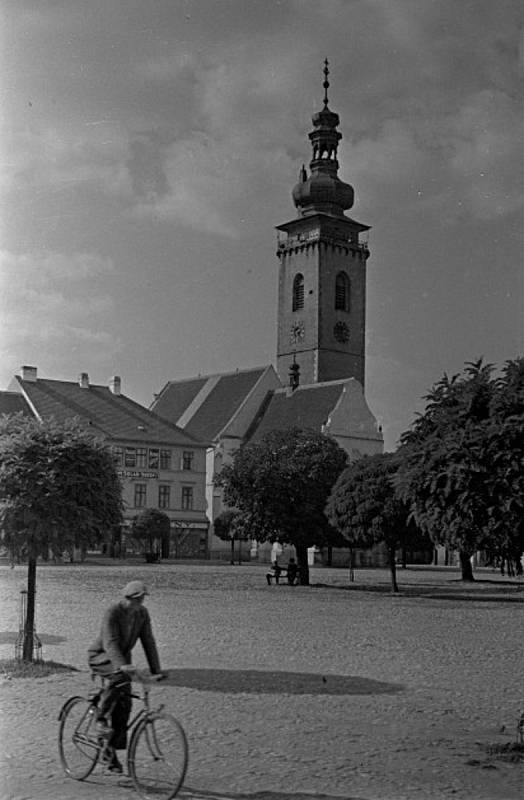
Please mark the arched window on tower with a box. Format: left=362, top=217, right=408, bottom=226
left=335, top=271, right=350, bottom=311
left=292, top=273, right=304, bottom=311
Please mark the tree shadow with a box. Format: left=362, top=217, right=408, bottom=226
left=160, top=667, right=403, bottom=696
left=312, top=581, right=524, bottom=603
left=0, top=631, right=67, bottom=644
left=180, top=790, right=366, bottom=800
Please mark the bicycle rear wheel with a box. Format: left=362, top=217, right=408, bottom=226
left=128, top=711, right=188, bottom=799
left=58, top=696, right=101, bottom=779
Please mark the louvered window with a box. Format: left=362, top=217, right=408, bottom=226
left=335, top=272, right=350, bottom=311
left=292, top=273, right=304, bottom=311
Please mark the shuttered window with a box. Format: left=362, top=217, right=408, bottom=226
left=292, top=273, right=304, bottom=311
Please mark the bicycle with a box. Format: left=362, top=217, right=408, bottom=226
left=58, top=669, right=188, bottom=800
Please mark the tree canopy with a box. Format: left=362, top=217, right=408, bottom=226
left=397, top=358, right=524, bottom=579
left=326, top=452, right=415, bottom=592
left=213, top=508, right=249, bottom=565
left=0, top=413, right=123, bottom=659
left=215, top=427, right=347, bottom=584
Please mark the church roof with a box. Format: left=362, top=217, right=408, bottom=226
left=152, top=367, right=271, bottom=442
left=153, top=376, right=208, bottom=424
left=10, top=374, right=203, bottom=446
left=0, top=391, right=33, bottom=417
left=248, top=380, right=347, bottom=441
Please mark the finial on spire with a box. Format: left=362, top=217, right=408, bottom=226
left=323, top=58, right=330, bottom=107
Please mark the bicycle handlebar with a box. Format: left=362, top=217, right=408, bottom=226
left=117, top=667, right=166, bottom=683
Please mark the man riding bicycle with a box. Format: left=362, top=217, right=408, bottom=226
left=88, top=580, right=164, bottom=773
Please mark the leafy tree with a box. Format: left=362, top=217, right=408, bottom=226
left=213, top=509, right=249, bottom=565
left=215, top=428, right=347, bottom=585
left=482, top=359, right=524, bottom=568
left=397, top=358, right=524, bottom=580
left=130, top=508, right=171, bottom=561
left=326, top=452, right=414, bottom=592
left=0, top=414, right=123, bottom=660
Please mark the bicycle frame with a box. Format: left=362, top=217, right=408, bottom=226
left=91, top=674, right=164, bottom=730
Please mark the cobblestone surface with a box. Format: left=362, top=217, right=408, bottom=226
left=1, top=562, right=524, bottom=800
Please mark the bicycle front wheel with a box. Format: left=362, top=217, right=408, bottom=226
left=58, top=696, right=101, bottom=779
left=128, top=711, right=188, bottom=800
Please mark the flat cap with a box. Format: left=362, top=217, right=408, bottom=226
left=122, top=580, right=149, bottom=598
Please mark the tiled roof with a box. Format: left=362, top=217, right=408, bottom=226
left=248, top=382, right=345, bottom=441
left=152, top=377, right=208, bottom=425
left=154, top=367, right=268, bottom=441
left=14, top=377, right=205, bottom=447
left=0, top=391, right=32, bottom=417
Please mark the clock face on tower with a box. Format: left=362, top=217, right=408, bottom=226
left=289, top=320, right=305, bottom=344
left=333, top=321, right=350, bottom=343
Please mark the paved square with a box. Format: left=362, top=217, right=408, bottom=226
left=1, top=562, right=523, bottom=799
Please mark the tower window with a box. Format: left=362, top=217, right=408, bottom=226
left=335, top=272, right=350, bottom=311
left=292, top=273, right=304, bottom=311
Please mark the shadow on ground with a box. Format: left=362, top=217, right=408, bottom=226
left=161, top=667, right=403, bottom=696
left=180, top=789, right=365, bottom=800
left=0, top=631, right=66, bottom=644
left=312, top=579, right=524, bottom=603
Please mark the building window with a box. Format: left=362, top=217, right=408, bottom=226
left=181, top=486, right=194, bottom=510
left=292, top=273, right=304, bottom=311
left=134, top=483, right=147, bottom=508
left=182, top=451, right=194, bottom=471
left=125, top=447, right=136, bottom=467
left=335, top=271, right=350, bottom=311
left=113, top=446, right=123, bottom=466
left=136, top=448, right=147, bottom=468
left=148, top=448, right=159, bottom=468
left=160, top=449, right=172, bottom=470
left=158, top=485, right=171, bottom=509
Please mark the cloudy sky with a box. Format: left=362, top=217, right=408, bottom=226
left=1, top=0, right=523, bottom=450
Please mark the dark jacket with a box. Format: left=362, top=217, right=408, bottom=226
left=88, top=601, right=161, bottom=674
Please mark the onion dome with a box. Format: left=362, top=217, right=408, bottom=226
left=292, top=60, right=354, bottom=217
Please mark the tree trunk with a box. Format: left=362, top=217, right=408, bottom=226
left=295, top=543, right=310, bottom=586
left=23, top=553, right=37, bottom=662
left=388, top=545, right=399, bottom=593
left=459, top=550, right=475, bottom=581
left=230, top=538, right=235, bottom=565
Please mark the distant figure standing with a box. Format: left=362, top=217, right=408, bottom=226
left=266, top=561, right=282, bottom=585
left=286, top=557, right=298, bottom=585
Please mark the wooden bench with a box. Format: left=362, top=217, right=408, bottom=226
left=266, top=566, right=298, bottom=585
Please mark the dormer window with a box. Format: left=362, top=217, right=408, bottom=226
left=335, top=271, right=350, bottom=311
left=292, top=273, right=304, bottom=311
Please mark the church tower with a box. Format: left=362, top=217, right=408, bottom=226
left=276, top=61, right=370, bottom=387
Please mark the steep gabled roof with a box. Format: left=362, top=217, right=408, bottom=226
left=152, top=377, right=208, bottom=425
left=152, top=367, right=270, bottom=441
left=13, top=376, right=205, bottom=447
left=248, top=381, right=347, bottom=441
left=0, top=391, right=33, bottom=417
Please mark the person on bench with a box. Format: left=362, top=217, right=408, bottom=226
left=286, top=557, right=298, bottom=585
left=266, top=561, right=282, bottom=585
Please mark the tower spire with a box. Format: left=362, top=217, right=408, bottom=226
left=291, top=60, right=354, bottom=217
left=323, top=58, right=330, bottom=107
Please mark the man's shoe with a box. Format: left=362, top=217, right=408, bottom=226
left=102, top=747, right=123, bottom=774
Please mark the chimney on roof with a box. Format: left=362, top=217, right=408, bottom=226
left=21, top=365, right=37, bottom=382
left=109, top=375, right=121, bottom=395
left=79, top=372, right=89, bottom=389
